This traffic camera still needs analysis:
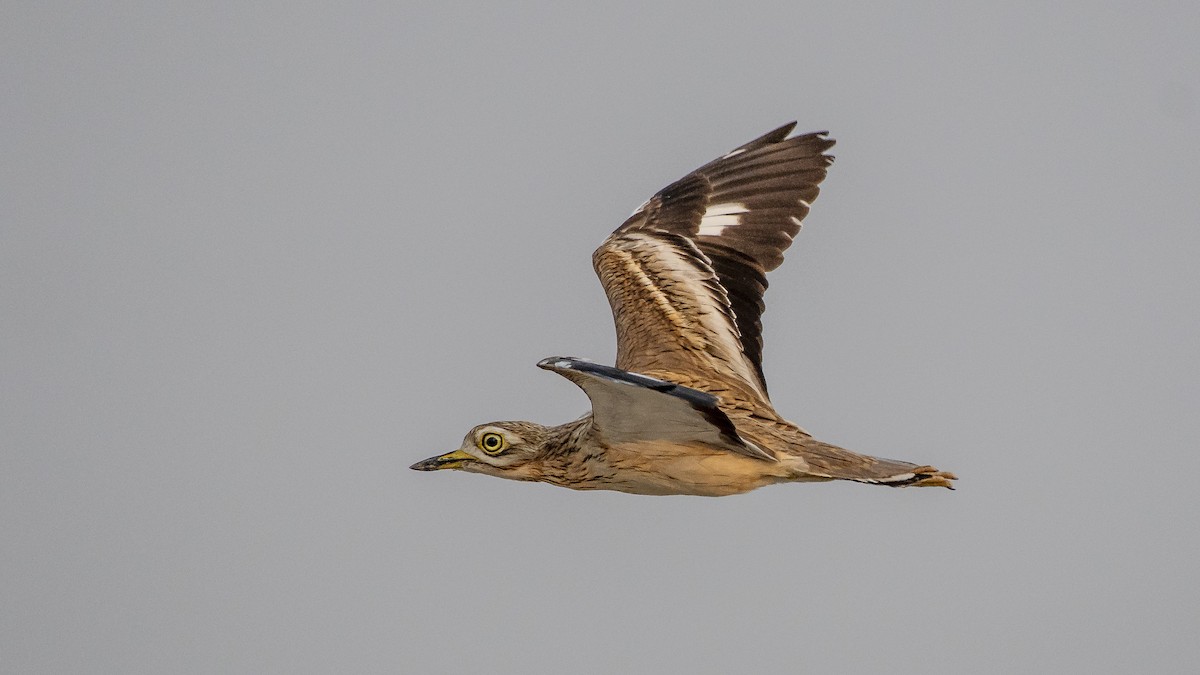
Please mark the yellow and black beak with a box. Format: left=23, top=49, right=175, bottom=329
left=410, top=449, right=474, bottom=471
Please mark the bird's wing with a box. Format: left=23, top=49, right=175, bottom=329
left=537, top=357, right=773, bottom=461
left=593, top=123, right=834, bottom=404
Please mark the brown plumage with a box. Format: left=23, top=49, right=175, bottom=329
left=412, top=123, right=956, bottom=495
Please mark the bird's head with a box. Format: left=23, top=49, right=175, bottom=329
left=411, top=421, right=551, bottom=481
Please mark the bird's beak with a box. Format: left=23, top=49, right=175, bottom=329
left=410, top=449, right=474, bottom=471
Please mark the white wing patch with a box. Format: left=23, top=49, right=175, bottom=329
left=698, top=202, right=748, bottom=237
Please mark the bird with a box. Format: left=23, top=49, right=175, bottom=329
left=411, top=123, right=957, bottom=496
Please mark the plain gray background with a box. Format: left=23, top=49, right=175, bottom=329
left=3, top=2, right=1198, bottom=673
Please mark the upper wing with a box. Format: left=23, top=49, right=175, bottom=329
left=537, top=357, right=773, bottom=461
left=593, top=123, right=835, bottom=404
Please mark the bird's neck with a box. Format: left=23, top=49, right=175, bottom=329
left=542, top=415, right=594, bottom=458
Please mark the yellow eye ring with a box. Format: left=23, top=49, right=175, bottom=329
left=478, top=432, right=506, bottom=455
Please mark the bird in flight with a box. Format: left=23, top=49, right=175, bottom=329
left=412, top=123, right=956, bottom=495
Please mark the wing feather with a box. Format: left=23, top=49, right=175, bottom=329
left=537, top=357, right=773, bottom=461
left=594, top=123, right=835, bottom=402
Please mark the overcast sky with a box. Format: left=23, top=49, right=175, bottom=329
left=3, top=2, right=1199, bottom=673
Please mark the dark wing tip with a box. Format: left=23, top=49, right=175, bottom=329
left=759, top=121, right=798, bottom=143
left=538, top=356, right=588, bottom=371
left=722, top=122, right=798, bottom=157
left=539, top=356, right=700, bottom=395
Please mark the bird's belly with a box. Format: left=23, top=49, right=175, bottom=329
left=580, top=441, right=804, bottom=496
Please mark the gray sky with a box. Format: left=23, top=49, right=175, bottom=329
left=3, top=2, right=1199, bottom=673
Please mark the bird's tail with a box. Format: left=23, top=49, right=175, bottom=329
left=869, top=465, right=958, bottom=489
left=793, top=439, right=958, bottom=489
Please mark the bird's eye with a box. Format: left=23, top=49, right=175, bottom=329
left=478, top=432, right=506, bottom=455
